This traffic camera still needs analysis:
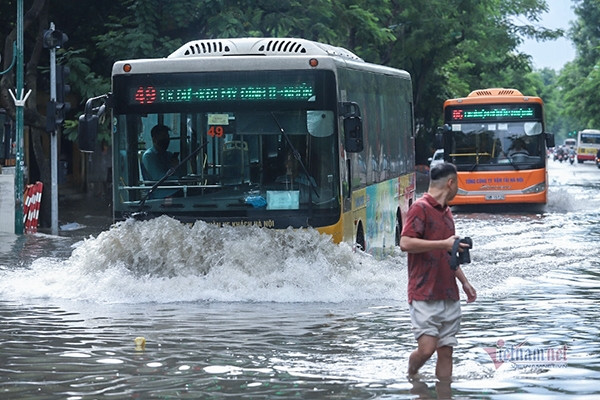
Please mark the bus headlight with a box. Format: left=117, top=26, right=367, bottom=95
left=522, top=182, right=546, bottom=194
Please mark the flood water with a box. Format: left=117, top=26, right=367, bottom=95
left=1, top=161, right=599, bottom=399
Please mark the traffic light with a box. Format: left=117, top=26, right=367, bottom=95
left=55, top=64, right=71, bottom=124
left=43, top=26, right=70, bottom=130
left=42, top=29, right=68, bottom=49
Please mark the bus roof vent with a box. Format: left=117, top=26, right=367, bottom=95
left=169, top=37, right=363, bottom=61
left=468, top=88, right=524, bottom=97
left=169, top=39, right=235, bottom=57
left=255, top=38, right=363, bottom=61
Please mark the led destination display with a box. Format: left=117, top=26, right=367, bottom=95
left=132, top=83, right=315, bottom=105
left=113, top=70, right=334, bottom=112
left=447, top=104, right=540, bottom=122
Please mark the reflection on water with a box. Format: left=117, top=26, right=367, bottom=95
left=0, top=162, right=599, bottom=398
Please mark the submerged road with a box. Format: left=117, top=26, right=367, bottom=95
left=0, top=160, right=598, bottom=398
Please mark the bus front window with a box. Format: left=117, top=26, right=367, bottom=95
left=114, top=109, right=339, bottom=215
left=449, top=121, right=545, bottom=169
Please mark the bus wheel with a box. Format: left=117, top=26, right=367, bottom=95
left=356, top=223, right=366, bottom=252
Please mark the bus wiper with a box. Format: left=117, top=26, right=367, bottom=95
left=469, top=152, right=483, bottom=171
left=132, top=141, right=208, bottom=219
left=270, top=112, right=319, bottom=198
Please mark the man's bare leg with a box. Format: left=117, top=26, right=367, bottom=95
left=435, top=345, right=453, bottom=379
left=408, top=334, right=438, bottom=376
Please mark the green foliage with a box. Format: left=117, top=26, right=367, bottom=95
left=554, top=0, right=600, bottom=133
left=3, top=0, right=587, bottom=157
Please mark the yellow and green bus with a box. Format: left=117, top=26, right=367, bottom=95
left=79, top=38, right=415, bottom=255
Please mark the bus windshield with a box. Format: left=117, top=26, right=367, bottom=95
left=580, top=131, right=600, bottom=145
left=576, top=129, right=600, bottom=163
left=447, top=120, right=545, bottom=170
left=113, top=70, right=340, bottom=227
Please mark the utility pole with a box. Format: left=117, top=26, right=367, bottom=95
left=13, top=0, right=26, bottom=234
left=46, top=22, right=59, bottom=235
left=43, top=23, right=69, bottom=236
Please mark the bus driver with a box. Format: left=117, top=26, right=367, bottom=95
left=141, top=124, right=183, bottom=181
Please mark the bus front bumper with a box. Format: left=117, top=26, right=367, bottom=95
left=450, top=182, right=547, bottom=205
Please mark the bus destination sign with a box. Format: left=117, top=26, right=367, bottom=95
left=132, top=83, right=315, bottom=105
left=448, top=105, right=538, bottom=121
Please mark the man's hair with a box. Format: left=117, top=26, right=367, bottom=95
left=151, top=124, right=170, bottom=139
left=430, top=162, right=457, bottom=182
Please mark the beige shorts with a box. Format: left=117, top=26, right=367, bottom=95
left=409, top=299, right=462, bottom=347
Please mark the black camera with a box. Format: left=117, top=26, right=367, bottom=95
left=457, top=237, right=472, bottom=265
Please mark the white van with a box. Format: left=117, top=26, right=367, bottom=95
left=428, top=149, right=444, bottom=169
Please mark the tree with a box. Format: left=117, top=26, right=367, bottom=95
left=1, top=0, right=51, bottom=226
left=371, top=0, right=560, bottom=161
left=1, top=0, right=115, bottom=227
left=0, top=0, right=569, bottom=228
left=558, top=0, right=600, bottom=130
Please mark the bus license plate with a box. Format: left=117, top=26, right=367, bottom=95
left=485, top=194, right=505, bottom=201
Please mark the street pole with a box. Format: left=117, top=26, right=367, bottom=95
left=14, top=0, right=25, bottom=234
left=48, top=22, right=59, bottom=235
left=43, top=23, right=68, bottom=236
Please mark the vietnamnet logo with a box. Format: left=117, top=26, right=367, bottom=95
left=484, top=339, right=568, bottom=369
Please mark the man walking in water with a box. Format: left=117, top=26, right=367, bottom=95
left=400, top=162, right=477, bottom=379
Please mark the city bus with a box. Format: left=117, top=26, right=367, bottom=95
left=78, top=37, right=415, bottom=254
left=576, top=129, right=600, bottom=163
left=439, top=88, right=555, bottom=205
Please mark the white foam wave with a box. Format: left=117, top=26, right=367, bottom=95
left=0, top=216, right=407, bottom=304
left=546, top=187, right=576, bottom=213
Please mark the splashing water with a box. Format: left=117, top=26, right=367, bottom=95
left=0, top=216, right=408, bottom=304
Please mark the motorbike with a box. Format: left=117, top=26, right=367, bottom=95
left=569, top=152, right=575, bottom=165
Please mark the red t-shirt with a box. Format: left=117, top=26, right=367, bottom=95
left=401, top=193, right=459, bottom=303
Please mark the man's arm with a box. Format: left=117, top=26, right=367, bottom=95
left=399, top=235, right=458, bottom=254
left=455, top=266, right=477, bottom=303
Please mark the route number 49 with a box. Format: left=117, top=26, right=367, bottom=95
left=207, top=126, right=224, bottom=138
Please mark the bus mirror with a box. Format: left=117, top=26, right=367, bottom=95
left=344, top=116, right=363, bottom=153
left=437, top=124, right=452, bottom=134
left=435, top=124, right=451, bottom=149
left=434, top=132, right=443, bottom=149
left=339, top=102, right=363, bottom=152
left=545, top=133, right=555, bottom=148
left=78, top=113, right=99, bottom=153
left=78, top=93, right=111, bottom=152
